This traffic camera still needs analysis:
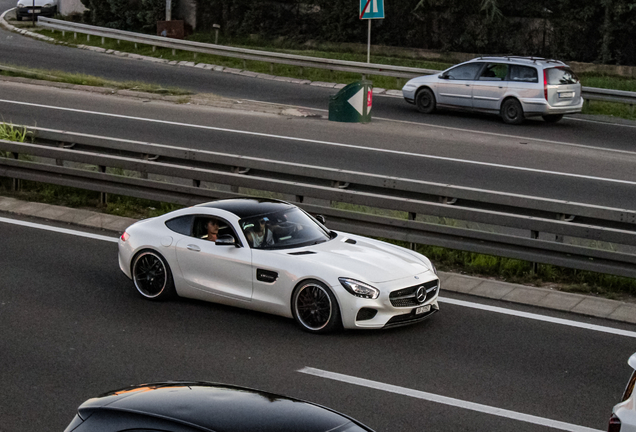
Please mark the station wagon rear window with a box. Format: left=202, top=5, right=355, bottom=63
left=546, top=67, right=579, bottom=85
left=509, top=65, right=538, bottom=82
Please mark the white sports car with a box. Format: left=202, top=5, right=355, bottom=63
left=118, top=199, right=440, bottom=333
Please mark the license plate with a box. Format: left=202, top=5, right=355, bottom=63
left=28, top=8, right=41, bottom=12
left=559, top=91, right=574, bottom=98
left=415, top=305, right=430, bottom=315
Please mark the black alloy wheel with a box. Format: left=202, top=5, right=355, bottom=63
left=292, top=280, right=341, bottom=333
left=132, top=251, right=175, bottom=300
left=501, top=98, right=525, bottom=125
left=542, top=114, right=564, bottom=123
left=415, top=88, right=436, bottom=114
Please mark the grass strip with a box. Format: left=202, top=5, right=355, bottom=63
left=0, top=62, right=192, bottom=96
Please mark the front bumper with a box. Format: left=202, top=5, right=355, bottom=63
left=16, top=5, right=56, bottom=18
left=336, top=273, right=440, bottom=329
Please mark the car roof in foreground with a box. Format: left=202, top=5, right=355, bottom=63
left=78, top=382, right=372, bottom=432
left=196, top=198, right=295, bottom=219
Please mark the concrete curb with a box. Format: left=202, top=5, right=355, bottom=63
left=1, top=195, right=635, bottom=325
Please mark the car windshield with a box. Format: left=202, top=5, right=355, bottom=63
left=240, top=208, right=330, bottom=250
left=546, top=67, right=579, bottom=85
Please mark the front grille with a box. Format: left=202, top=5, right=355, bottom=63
left=389, top=279, right=439, bottom=307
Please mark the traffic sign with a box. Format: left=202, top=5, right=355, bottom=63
left=360, top=0, right=384, bottom=19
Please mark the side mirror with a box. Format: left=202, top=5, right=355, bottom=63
left=215, top=234, right=237, bottom=246
left=439, top=74, right=448, bottom=79
left=315, top=214, right=326, bottom=225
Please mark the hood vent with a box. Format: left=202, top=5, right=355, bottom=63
left=344, top=238, right=357, bottom=244
left=288, top=251, right=317, bottom=255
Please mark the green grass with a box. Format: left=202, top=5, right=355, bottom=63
left=0, top=123, right=31, bottom=142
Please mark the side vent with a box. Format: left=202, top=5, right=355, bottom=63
left=256, top=269, right=278, bottom=283
left=288, top=251, right=317, bottom=256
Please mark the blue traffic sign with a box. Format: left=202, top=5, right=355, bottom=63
left=359, top=0, right=384, bottom=19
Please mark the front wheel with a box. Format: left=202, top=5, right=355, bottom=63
left=415, top=88, right=436, bottom=114
left=132, top=250, right=175, bottom=300
left=542, top=114, right=564, bottom=123
left=501, top=98, right=525, bottom=125
left=16, top=14, right=22, bottom=21
left=292, top=280, right=341, bottom=334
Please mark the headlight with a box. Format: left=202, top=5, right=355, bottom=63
left=17, top=3, right=25, bottom=7
left=339, top=278, right=379, bottom=299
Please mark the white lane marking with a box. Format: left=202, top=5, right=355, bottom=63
left=0, top=216, right=119, bottom=243
left=298, top=367, right=602, bottom=432
left=247, top=98, right=636, bottom=155
left=2, top=98, right=636, bottom=186
left=439, top=297, right=636, bottom=338
left=568, top=116, right=636, bottom=129
left=2, top=216, right=634, bottom=338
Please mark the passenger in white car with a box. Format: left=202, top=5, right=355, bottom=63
left=246, top=218, right=274, bottom=248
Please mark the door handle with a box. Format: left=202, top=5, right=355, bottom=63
left=187, top=244, right=201, bottom=252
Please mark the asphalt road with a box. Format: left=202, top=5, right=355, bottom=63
left=2, top=80, right=636, bottom=212
left=0, top=9, right=635, bottom=153
left=1, top=217, right=635, bottom=432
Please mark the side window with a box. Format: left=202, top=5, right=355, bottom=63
left=479, top=63, right=508, bottom=80
left=165, top=215, right=194, bottom=236
left=444, top=63, right=482, bottom=80
left=192, top=216, right=240, bottom=244
left=508, top=65, right=538, bottom=83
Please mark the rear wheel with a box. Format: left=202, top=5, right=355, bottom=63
left=501, top=98, right=524, bottom=125
left=292, top=280, right=341, bottom=334
left=132, top=250, right=175, bottom=300
left=542, top=114, right=564, bottom=123
left=415, top=88, right=436, bottom=114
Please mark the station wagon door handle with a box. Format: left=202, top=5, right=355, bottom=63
left=187, top=244, right=201, bottom=252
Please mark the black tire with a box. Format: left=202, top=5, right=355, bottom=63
left=501, top=98, right=525, bottom=125
left=292, top=280, right=341, bottom=334
left=131, top=250, right=175, bottom=300
left=542, top=114, right=564, bottom=123
left=415, top=88, right=436, bottom=114
left=16, top=14, right=22, bottom=21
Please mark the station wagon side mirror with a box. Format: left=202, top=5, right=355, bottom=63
left=439, top=73, right=448, bottom=79
left=215, top=234, right=237, bottom=246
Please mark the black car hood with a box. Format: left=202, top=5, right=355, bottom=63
left=78, top=382, right=371, bottom=432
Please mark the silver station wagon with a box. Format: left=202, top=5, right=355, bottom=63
left=402, top=56, right=583, bottom=124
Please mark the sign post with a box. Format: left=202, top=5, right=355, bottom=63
left=359, top=0, right=385, bottom=63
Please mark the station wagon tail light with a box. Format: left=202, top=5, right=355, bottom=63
left=608, top=414, right=621, bottom=432
left=543, top=69, right=548, bottom=100
left=120, top=232, right=130, bottom=242
left=339, top=278, right=379, bottom=299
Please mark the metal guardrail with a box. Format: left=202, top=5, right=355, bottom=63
left=35, top=18, right=437, bottom=79
left=34, top=18, right=636, bottom=106
left=2, top=127, right=636, bottom=278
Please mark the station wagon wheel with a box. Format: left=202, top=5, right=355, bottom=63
left=132, top=250, right=175, bottom=300
left=542, top=114, right=564, bottom=123
left=415, top=88, right=436, bottom=114
left=292, top=280, right=341, bottom=334
left=501, top=98, right=524, bottom=125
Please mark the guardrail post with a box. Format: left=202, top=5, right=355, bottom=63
left=299, top=66, right=303, bottom=76
left=243, top=59, right=247, bottom=69
left=134, top=43, right=138, bottom=50
left=408, top=212, right=417, bottom=250
left=87, top=34, right=90, bottom=42
left=10, top=152, right=20, bottom=192
left=74, top=32, right=77, bottom=39
left=193, top=179, right=201, bottom=187
left=172, top=49, right=176, bottom=56
left=295, top=195, right=304, bottom=203
left=98, top=165, right=107, bottom=205
left=152, top=46, right=156, bottom=52
left=530, top=230, right=539, bottom=274
left=101, top=37, right=105, bottom=45
left=270, top=63, right=274, bottom=73
left=62, top=31, right=65, bottom=37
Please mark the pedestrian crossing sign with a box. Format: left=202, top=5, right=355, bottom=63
left=360, top=0, right=384, bottom=19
